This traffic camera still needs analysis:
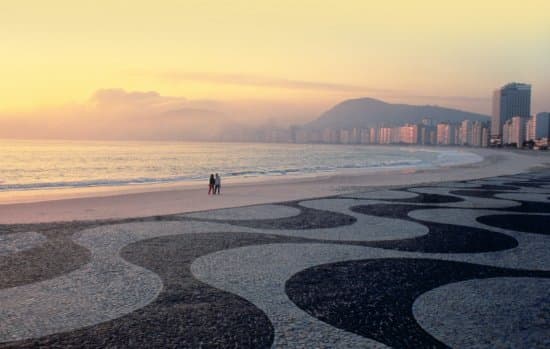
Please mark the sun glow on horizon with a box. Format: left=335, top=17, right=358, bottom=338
left=1, top=0, right=549, bottom=139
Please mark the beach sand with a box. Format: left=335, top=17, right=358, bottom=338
left=0, top=148, right=548, bottom=224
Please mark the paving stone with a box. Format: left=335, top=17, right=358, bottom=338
left=1, top=171, right=549, bottom=348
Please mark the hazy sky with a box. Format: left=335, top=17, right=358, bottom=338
left=1, top=1, right=549, bottom=139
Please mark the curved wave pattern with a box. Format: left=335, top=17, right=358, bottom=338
left=184, top=201, right=358, bottom=231
left=2, top=171, right=550, bottom=348
left=351, top=203, right=519, bottom=253
left=0, top=221, right=262, bottom=345
left=285, top=258, right=550, bottom=348
left=0, top=236, right=91, bottom=290
left=413, top=277, right=550, bottom=348
left=0, top=232, right=47, bottom=257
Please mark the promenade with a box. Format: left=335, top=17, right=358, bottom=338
left=1, top=171, right=549, bottom=348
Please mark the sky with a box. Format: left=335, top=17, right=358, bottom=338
left=1, top=0, right=549, bottom=140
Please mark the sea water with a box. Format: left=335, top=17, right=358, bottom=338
left=0, top=140, right=482, bottom=192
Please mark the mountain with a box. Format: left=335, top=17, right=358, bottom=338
left=305, top=97, right=489, bottom=130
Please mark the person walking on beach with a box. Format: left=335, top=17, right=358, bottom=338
left=208, top=174, right=215, bottom=195
left=214, top=173, right=221, bottom=195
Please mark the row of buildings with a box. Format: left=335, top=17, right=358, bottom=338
left=501, top=113, right=550, bottom=148
left=221, top=82, right=549, bottom=149
left=290, top=118, right=491, bottom=147
left=290, top=82, right=549, bottom=149
left=491, top=83, right=550, bottom=148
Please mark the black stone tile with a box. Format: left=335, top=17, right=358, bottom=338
left=504, top=181, right=550, bottom=188
left=285, top=258, right=550, bottom=349
left=478, top=184, right=520, bottom=191
left=2, top=232, right=309, bottom=349
left=505, top=201, right=550, bottom=213
left=449, top=189, right=506, bottom=199
left=185, top=203, right=357, bottom=230
left=477, top=214, right=550, bottom=235
left=351, top=204, right=518, bottom=253
left=396, top=190, right=464, bottom=204
left=0, top=238, right=90, bottom=289
left=344, top=190, right=464, bottom=204
left=449, top=190, right=550, bottom=213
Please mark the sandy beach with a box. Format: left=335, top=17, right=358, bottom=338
left=2, top=156, right=550, bottom=348
left=0, top=148, right=548, bottom=224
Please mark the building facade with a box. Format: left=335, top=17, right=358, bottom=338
left=398, top=124, right=419, bottom=144
left=437, top=123, right=456, bottom=145
left=491, top=82, right=531, bottom=143
left=460, top=120, right=472, bottom=145
left=512, top=116, right=527, bottom=147
left=533, top=112, right=550, bottom=140
left=378, top=127, right=392, bottom=144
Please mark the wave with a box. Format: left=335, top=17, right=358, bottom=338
left=0, top=162, right=411, bottom=192
left=0, top=176, right=205, bottom=192
left=0, top=148, right=481, bottom=192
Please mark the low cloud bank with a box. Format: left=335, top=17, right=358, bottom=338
left=0, top=88, right=319, bottom=140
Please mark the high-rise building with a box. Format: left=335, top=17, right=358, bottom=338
left=390, top=126, right=401, bottom=143
left=437, top=123, right=456, bottom=145
left=369, top=128, right=378, bottom=144
left=460, top=120, right=473, bottom=145
left=510, top=116, right=527, bottom=147
left=379, top=127, right=392, bottom=144
left=502, top=119, right=512, bottom=145
left=538, top=112, right=550, bottom=139
left=421, top=117, right=435, bottom=127
left=349, top=128, right=361, bottom=144
left=526, top=116, right=536, bottom=141
left=471, top=121, right=483, bottom=147
left=339, top=129, right=350, bottom=144
left=481, top=127, right=489, bottom=147
left=491, top=83, right=531, bottom=143
left=420, top=125, right=437, bottom=145
left=528, top=112, right=550, bottom=140
left=360, top=129, right=370, bottom=144
left=429, top=128, right=436, bottom=145
left=399, top=124, right=419, bottom=144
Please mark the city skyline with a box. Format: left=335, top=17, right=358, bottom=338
left=221, top=81, right=547, bottom=149
left=1, top=1, right=549, bottom=141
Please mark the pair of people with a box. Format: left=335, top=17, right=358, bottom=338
left=208, top=173, right=221, bottom=195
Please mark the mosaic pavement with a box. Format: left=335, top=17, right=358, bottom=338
left=1, top=171, right=550, bottom=348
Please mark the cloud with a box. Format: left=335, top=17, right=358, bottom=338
left=0, top=86, right=502, bottom=141
left=153, top=71, right=492, bottom=108
left=91, top=89, right=166, bottom=104
left=89, top=88, right=186, bottom=112
left=156, top=71, right=391, bottom=93
left=0, top=89, right=235, bottom=140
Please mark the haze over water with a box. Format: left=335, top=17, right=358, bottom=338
left=0, top=140, right=481, bottom=192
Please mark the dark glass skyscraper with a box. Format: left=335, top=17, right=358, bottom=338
left=491, top=83, right=531, bottom=143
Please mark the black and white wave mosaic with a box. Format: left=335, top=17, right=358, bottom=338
left=1, top=171, right=550, bottom=348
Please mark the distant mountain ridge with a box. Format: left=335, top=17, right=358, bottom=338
left=305, top=97, right=489, bottom=130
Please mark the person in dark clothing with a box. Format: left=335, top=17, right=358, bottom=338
left=214, top=173, right=221, bottom=195
left=208, top=174, right=215, bottom=195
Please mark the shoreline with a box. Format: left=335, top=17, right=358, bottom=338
left=0, top=145, right=480, bottom=204
left=0, top=148, right=548, bottom=224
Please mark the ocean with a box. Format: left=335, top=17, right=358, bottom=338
left=0, top=140, right=482, bottom=192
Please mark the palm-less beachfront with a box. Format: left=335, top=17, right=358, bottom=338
left=1, top=148, right=550, bottom=347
